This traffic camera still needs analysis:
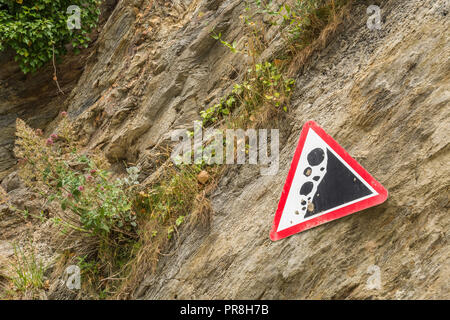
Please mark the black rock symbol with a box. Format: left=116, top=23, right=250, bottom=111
left=300, top=182, right=313, bottom=196
left=307, top=148, right=325, bottom=166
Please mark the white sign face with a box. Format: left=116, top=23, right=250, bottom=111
left=270, top=121, right=388, bottom=241
left=277, top=128, right=329, bottom=232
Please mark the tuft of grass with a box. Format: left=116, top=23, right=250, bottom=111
left=283, top=0, right=353, bottom=75
left=246, top=0, right=352, bottom=75
left=11, top=246, right=45, bottom=292
left=114, top=163, right=217, bottom=298
left=5, top=244, right=46, bottom=299
left=189, top=189, right=214, bottom=228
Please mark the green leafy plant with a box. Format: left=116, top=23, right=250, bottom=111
left=0, top=0, right=101, bottom=73
left=14, top=116, right=138, bottom=241
left=13, top=115, right=144, bottom=297
left=211, top=32, right=239, bottom=53
left=200, top=61, right=295, bottom=127
left=238, top=61, right=295, bottom=113
left=200, top=96, right=233, bottom=126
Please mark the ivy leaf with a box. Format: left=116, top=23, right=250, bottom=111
left=176, top=216, right=185, bottom=227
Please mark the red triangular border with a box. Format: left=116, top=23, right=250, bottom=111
left=270, top=121, right=388, bottom=241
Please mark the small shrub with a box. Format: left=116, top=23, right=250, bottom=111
left=200, top=95, right=234, bottom=126
left=14, top=117, right=138, bottom=239
left=14, top=115, right=141, bottom=296
left=235, top=61, right=295, bottom=115
left=200, top=61, right=295, bottom=127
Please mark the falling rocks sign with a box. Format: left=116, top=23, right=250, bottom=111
left=270, top=121, right=388, bottom=241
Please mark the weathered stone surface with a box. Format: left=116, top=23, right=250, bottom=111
left=60, top=0, right=250, bottom=170
left=0, top=240, right=14, bottom=278
left=134, top=0, right=449, bottom=299
left=0, top=0, right=448, bottom=299
left=0, top=172, right=22, bottom=193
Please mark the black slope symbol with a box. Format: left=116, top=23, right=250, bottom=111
left=305, top=148, right=373, bottom=218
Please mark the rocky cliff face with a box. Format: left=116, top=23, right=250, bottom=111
left=1, top=0, right=449, bottom=299
left=133, top=0, right=449, bottom=299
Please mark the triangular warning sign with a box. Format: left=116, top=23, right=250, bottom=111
left=270, top=121, right=388, bottom=241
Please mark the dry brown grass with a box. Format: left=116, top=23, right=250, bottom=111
left=113, top=163, right=221, bottom=299
left=287, top=0, right=354, bottom=76
left=189, top=190, right=213, bottom=228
